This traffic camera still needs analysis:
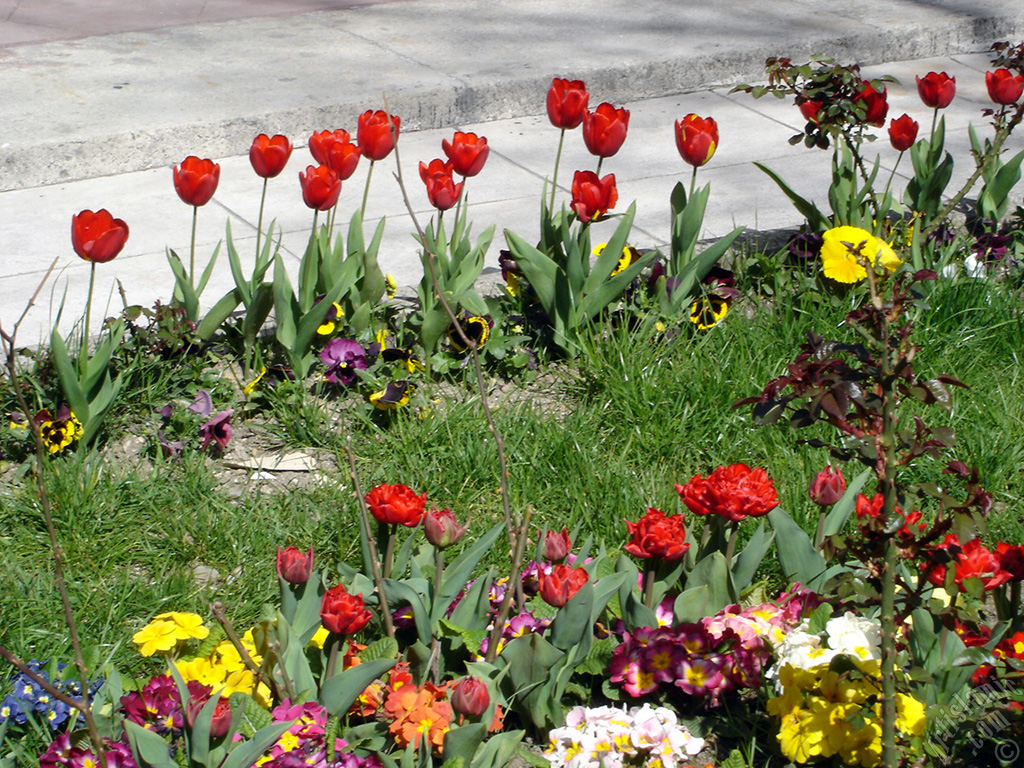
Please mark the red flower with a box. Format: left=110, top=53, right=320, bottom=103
left=582, top=102, right=630, bottom=158
left=916, top=71, right=956, bottom=109
left=539, top=564, right=588, bottom=607
left=423, top=508, right=468, bottom=549
left=357, top=110, right=401, bottom=161
left=309, top=129, right=347, bottom=164
left=808, top=465, right=845, bottom=507
left=674, top=114, right=718, bottom=168
left=986, top=68, right=1024, bottom=106
left=995, top=542, right=1024, bottom=581
left=320, top=584, right=372, bottom=635
left=173, top=156, right=220, bottom=207
left=451, top=677, right=490, bottom=719
left=855, top=82, right=889, bottom=127
left=542, top=527, right=572, bottom=562
left=249, top=133, right=293, bottom=179
left=570, top=170, right=617, bottom=223
left=954, top=538, right=1013, bottom=591
left=442, top=131, right=490, bottom=177
left=365, top=483, right=427, bottom=527
left=888, top=113, right=919, bottom=152
left=71, top=209, right=129, bottom=264
left=276, top=546, right=314, bottom=585
left=298, top=164, right=341, bottom=211
left=677, top=464, right=778, bottom=523
left=624, top=507, right=689, bottom=562
left=309, top=129, right=362, bottom=180
left=185, top=682, right=233, bottom=739
left=419, top=159, right=464, bottom=211
left=799, top=99, right=823, bottom=124
left=547, top=77, right=590, bottom=130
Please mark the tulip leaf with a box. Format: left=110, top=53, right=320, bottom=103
left=822, top=468, right=872, bottom=539
left=49, top=329, right=89, bottom=424
left=444, top=723, right=487, bottom=766
left=225, top=221, right=252, bottom=306
left=547, top=581, right=594, bottom=651
left=197, top=289, right=242, bottom=341
left=125, top=720, right=180, bottom=768
left=769, top=507, right=828, bottom=590
left=320, top=658, right=397, bottom=717
left=685, top=552, right=736, bottom=614
left=447, top=570, right=495, bottom=631
left=166, top=249, right=200, bottom=322
left=673, top=585, right=710, bottom=624
left=435, top=523, right=504, bottom=622
left=220, top=721, right=294, bottom=768
left=755, top=162, right=829, bottom=232
left=731, top=522, right=775, bottom=593
left=196, top=241, right=222, bottom=296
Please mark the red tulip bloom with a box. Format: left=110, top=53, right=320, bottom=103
left=808, top=465, right=845, bottom=507
left=624, top=507, right=689, bottom=562
left=954, top=538, right=1013, bottom=591
left=916, top=71, right=956, bottom=109
left=582, top=102, right=630, bottom=158
left=542, top=527, right=572, bottom=562
left=423, top=508, right=468, bottom=549
left=249, top=133, right=293, bottom=178
left=298, top=164, right=341, bottom=211
left=309, top=129, right=361, bottom=180
left=365, top=483, right=427, bottom=527
left=357, top=110, right=401, bottom=161
left=308, top=129, right=349, bottom=165
left=677, top=463, right=778, bottom=522
left=888, top=113, right=919, bottom=152
left=570, top=170, right=617, bottom=223
left=320, top=584, right=373, bottom=635
left=675, top=114, right=719, bottom=168
left=451, top=677, right=490, bottom=719
left=539, top=564, right=588, bottom=607
left=547, top=77, right=590, bottom=130
left=71, top=209, right=129, bottom=264
left=854, top=82, right=889, bottom=127
left=185, top=682, right=232, bottom=739
left=276, top=545, right=314, bottom=585
left=173, top=156, right=220, bottom=207
left=798, top=99, right=823, bottom=125
left=986, top=68, right=1024, bottom=106
left=442, top=131, right=490, bottom=177
left=419, top=159, right=463, bottom=211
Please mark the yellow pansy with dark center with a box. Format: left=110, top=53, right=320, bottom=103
left=689, top=295, right=730, bottom=329
left=370, top=381, right=415, bottom=410
left=448, top=316, right=490, bottom=353
left=316, top=302, right=344, bottom=336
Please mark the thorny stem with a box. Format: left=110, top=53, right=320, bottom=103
left=210, top=601, right=286, bottom=701
left=845, top=132, right=882, bottom=227
left=343, top=434, right=396, bottom=640
left=266, top=632, right=298, bottom=702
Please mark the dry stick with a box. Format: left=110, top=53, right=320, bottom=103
left=343, top=434, right=396, bottom=640
left=484, top=507, right=532, bottom=665
left=210, top=602, right=287, bottom=701
left=0, top=258, right=108, bottom=768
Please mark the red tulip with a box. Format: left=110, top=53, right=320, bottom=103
left=185, top=682, right=232, bottom=739
left=419, top=158, right=463, bottom=211
left=888, top=113, right=919, bottom=152
left=995, top=542, right=1024, bottom=581
left=570, top=170, right=617, bottom=223
left=582, top=102, right=630, bottom=158
left=675, top=114, right=718, bottom=168
left=308, top=129, right=349, bottom=165
left=173, top=156, right=220, bottom=207
left=547, top=77, right=590, bottom=130
left=799, top=99, right=823, bottom=125
left=855, top=82, right=889, bottom=127
left=249, top=134, right=293, bottom=178
left=676, top=463, right=779, bottom=523
left=542, top=527, right=571, bottom=562
left=276, top=546, right=314, bottom=585
left=298, top=164, right=341, bottom=211
left=986, top=68, right=1024, bottom=106
left=539, top=564, right=588, bottom=607
left=357, top=110, right=401, bottom=161
left=442, top=131, right=490, bottom=177
left=954, top=539, right=1013, bottom=591
left=423, top=508, right=468, bottom=549
left=916, top=71, right=956, bottom=109
left=808, top=465, right=846, bottom=507
left=309, top=129, right=361, bottom=180
left=451, top=677, right=490, bottom=718
left=71, top=209, right=129, bottom=264
left=320, top=584, right=372, bottom=635
left=624, top=507, right=689, bottom=562
left=365, top=483, right=427, bottom=527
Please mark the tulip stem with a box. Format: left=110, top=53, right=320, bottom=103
left=383, top=522, right=397, bottom=580
left=882, top=152, right=903, bottom=208
left=324, top=632, right=341, bottom=681
left=595, top=156, right=604, bottom=178
left=80, top=262, right=96, bottom=374
left=310, top=210, right=319, bottom=246
left=361, top=161, right=375, bottom=223
left=930, top=108, right=938, bottom=141
left=689, top=165, right=698, bottom=200
left=255, top=178, right=268, bottom=262
left=724, top=523, right=739, bottom=571
left=642, top=566, right=657, bottom=610
left=189, top=205, right=198, bottom=286
left=550, top=129, right=566, bottom=211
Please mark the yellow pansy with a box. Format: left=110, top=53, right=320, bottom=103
left=820, top=225, right=903, bottom=283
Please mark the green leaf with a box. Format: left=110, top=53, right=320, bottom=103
left=166, top=249, right=199, bottom=321
left=731, top=521, right=774, bottom=593
left=319, top=658, right=397, bottom=717
left=49, top=330, right=89, bottom=423
left=359, top=636, right=399, bottom=663
left=220, top=721, right=294, bottom=768
left=443, top=723, right=486, bottom=766
left=769, top=507, right=828, bottom=590
left=547, top=581, right=595, bottom=651
left=124, top=721, right=178, bottom=768
left=673, top=585, right=709, bottom=624
left=755, top=162, right=829, bottom=232
left=435, top=523, right=505, bottom=622
left=822, top=468, right=871, bottom=538
left=196, top=289, right=242, bottom=341
left=685, top=551, right=736, bottom=614
left=195, top=241, right=222, bottom=296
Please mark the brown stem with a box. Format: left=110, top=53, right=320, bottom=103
left=485, top=507, right=532, bottom=664
left=210, top=601, right=284, bottom=702
left=429, top=547, right=445, bottom=684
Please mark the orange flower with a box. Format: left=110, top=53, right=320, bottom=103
left=365, top=483, right=427, bottom=527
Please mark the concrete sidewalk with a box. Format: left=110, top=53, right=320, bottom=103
left=2, top=0, right=1024, bottom=349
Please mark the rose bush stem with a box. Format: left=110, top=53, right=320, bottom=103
left=211, top=601, right=286, bottom=701
left=485, top=507, right=532, bottom=665
left=429, top=548, right=445, bottom=684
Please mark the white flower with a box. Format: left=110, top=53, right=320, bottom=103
left=825, top=612, right=881, bottom=660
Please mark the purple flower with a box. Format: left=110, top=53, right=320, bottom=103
left=319, top=339, right=368, bottom=386
left=199, top=409, right=233, bottom=452
left=187, top=389, right=213, bottom=416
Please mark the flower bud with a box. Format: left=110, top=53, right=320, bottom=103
left=809, top=465, right=846, bottom=507
left=542, top=527, right=571, bottom=562
left=423, top=508, right=468, bottom=549
left=185, top=682, right=233, bottom=739
left=451, top=676, right=490, bottom=719
left=276, top=546, right=314, bottom=585
left=539, top=564, right=588, bottom=607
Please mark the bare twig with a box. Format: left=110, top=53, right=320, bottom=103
left=210, top=602, right=286, bottom=701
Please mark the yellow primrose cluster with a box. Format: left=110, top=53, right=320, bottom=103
left=820, top=226, right=903, bottom=284
left=173, top=629, right=271, bottom=707
left=132, top=612, right=209, bottom=657
left=768, top=658, right=926, bottom=767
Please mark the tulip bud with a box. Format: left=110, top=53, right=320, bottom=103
left=276, top=545, right=314, bottom=585
left=451, top=676, right=490, bottom=719
left=423, top=508, right=468, bottom=549
left=809, top=465, right=846, bottom=507
left=185, top=683, right=233, bottom=739
left=539, top=564, right=588, bottom=607
left=542, top=527, right=571, bottom=562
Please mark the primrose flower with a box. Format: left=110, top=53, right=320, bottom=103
left=819, top=225, right=902, bottom=283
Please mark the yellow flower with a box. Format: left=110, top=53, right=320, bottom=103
left=820, top=226, right=903, bottom=283
left=316, top=302, right=344, bottom=336
left=173, top=657, right=220, bottom=686
left=594, top=242, right=641, bottom=277
left=370, top=381, right=414, bottom=410
left=385, top=273, right=397, bottom=299
left=309, top=626, right=330, bottom=650
left=154, top=612, right=209, bottom=641
left=504, top=273, right=521, bottom=298
left=132, top=620, right=179, bottom=657
left=896, top=693, right=927, bottom=737
left=243, top=367, right=267, bottom=397
left=689, top=295, right=730, bottom=329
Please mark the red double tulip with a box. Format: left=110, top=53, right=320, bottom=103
left=547, top=77, right=590, bottom=130
left=808, top=465, right=846, bottom=507
left=916, top=71, right=956, bottom=109
left=309, top=129, right=362, bottom=180
left=986, top=68, right=1024, bottom=106
left=539, top=564, right=588, bottom=607
left=357, top=110, right=401, bottom=161
left=320, top=584, right=373, bottom=635
left=71, top=209, right=129, bottom=264
left=276, top=545, right=314, bottom=585
left=442, top=131, right=490, bottom=177
left=451, top=677, right=490, bottom=719
left=365, top=483, right=427, bottom=527
left=582, top=102, right=630, bottom=158
left=855, top=82, right=889, bottom=127
left=676, top=463, right=779, bottom=522
left=249, top=134, right=293, bottom=178
left=419, top=159, right=464, bottom=211
left=888, top=113, right=919, bottom=152
left=675, top=114, right=719, bottom=168
left=423, top=508, right=468, bottom=549
left=570, top=170, right=617, bottom=223
left=624, top=507, right=689, bottom=562
left=173, top=156, right=220, bottom=207
left=298, top=164, right=342, bottom=211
